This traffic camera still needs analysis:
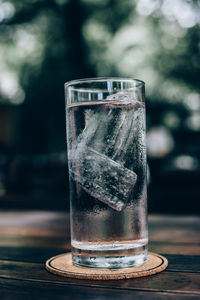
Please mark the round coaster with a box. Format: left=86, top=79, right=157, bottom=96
left=46, top=252, right=168, bottom=280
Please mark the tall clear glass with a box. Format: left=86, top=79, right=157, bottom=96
left=65, top=78, right=148, bottom=269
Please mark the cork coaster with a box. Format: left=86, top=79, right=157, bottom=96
left=46, top=252, right=168, bottom=280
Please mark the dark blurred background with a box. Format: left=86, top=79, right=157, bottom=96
left=0, top=0, right=199, bottom=213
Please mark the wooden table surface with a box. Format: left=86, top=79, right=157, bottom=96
left=0, top=211, right=200, bottom=299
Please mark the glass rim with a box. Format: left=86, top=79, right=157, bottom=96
left=64, top=77, right=145, bottom=88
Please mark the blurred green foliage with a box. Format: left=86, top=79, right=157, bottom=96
left=0, top=0, right=199, bottom=150
left=0, top=0, right=200, bottom=211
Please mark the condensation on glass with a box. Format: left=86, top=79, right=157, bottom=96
left=65, top=78, right=148, bottom=269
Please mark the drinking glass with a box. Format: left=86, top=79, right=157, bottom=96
left=65, top=78, right=148, bottom=268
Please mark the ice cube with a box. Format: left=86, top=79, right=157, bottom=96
left=106, top=91, right=143, bottom=107
left=76, top=98, right=144, bottom=162
left=69, top=92, right=145, bottom=210
left=69, top=147, right=137, bottom=211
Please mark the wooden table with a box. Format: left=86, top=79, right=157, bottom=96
left=0, top=211, right=200, bottom=299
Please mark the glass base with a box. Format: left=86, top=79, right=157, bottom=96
left=72, top=252, right=148, bottom=269
left=72, top=242, right=148, bottom=269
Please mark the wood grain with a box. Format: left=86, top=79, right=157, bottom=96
left=0, top=247, right=199, bottom=273
left=0, top=260, right=200, bottom=294
left=0, top=211, right=199, bottom=299
left=1, top=278, right=199, bottom=300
